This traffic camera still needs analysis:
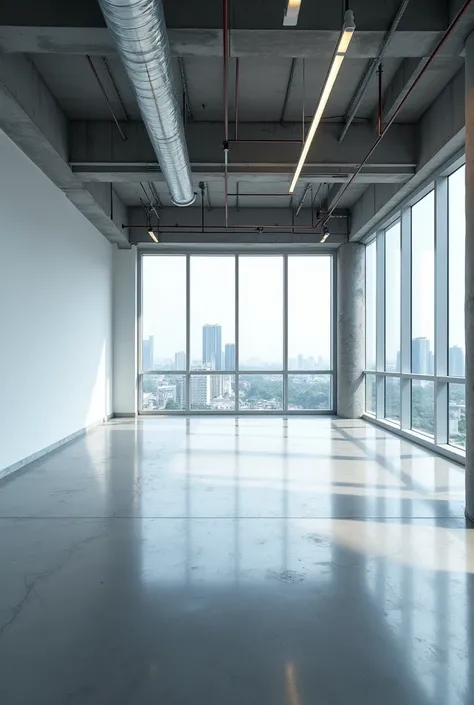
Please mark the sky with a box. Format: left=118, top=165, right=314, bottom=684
left=366, top=164, right=465, bottom=369
left=142, top=255, right=332, bottom=368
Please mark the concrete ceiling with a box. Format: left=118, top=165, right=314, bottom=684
left=0, top=0, right=472, bottom=245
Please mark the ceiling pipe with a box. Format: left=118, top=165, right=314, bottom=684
left=338, top=0, right=410, bottom=143
left=86, top=55, right=126, bottom=141
left=319, top=0, right=474, bottom=228
left=223, top=0, right=230, bottom=226
left=295, top=183, right=312, bottom=216
left=97, top=0, right=195, bottom=206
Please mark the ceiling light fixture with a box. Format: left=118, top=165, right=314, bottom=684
left=147, top=227, right=159, bottom=243
left=283, top=0, right=302, bottom=26
left=289, top=9, right=356, bottom=193
left=320, top=227, right=330, bottom=243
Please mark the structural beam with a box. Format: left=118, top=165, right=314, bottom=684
left=69, top=120, right=416, bottom=183
left=0, top=54, right=129, bottom=246
left=350, top=67, right=465, bottom=240
left=324, top=184, right=348, bottom=212
left=0, top=27, right=457, bottom=59
left=377, top=57, right=428, bottom=125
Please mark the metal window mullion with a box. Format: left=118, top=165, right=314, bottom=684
left=283, top=255, right=288, bottom=411
left=376, top=230, right=385, bottom=419
left=235, top=255, right=239, bottom=412
left=137, top=251, right=143, bottom=412
left=435, top=177, right=449, bottom=444
left=186, top=254, right=191, bottom=412
left=331, top=253, right=337, bottom=412
left=400, top=206, right=412, bottom=430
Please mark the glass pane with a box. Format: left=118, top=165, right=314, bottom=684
left=239, top=374, right=283, bottom=411
left=288, top=375, right=332, bottom=410
left=190, top=256, right=235, bottom=372
left=448, top=166, right=466, bottom=377
left=449, top=383, right=466, bottom=449
left=288, top=257, right=331, bottom=370
left=384, top=377, right=400, bottom=423
left=411, top=192, right=435, bottom=374
left=385, top=222, right=401, bottom=371
left=142, top=256, right=186, bottom=371
left=142, top=374, right=186, bottom=411
left=239, top=257, right=283, bottom=370
left=365, top=374, right=376, bottom=414
left=366, top=241, right=376, bottom=370
left=190, top=374, right=236, bottom=411
left=411, top=380, right=434, bottom=436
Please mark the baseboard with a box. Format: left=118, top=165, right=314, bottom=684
left=0, top=415, right=113, bottom=482
left=112, top=412, right=136, bottom=418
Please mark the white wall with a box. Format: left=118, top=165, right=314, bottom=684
left=112, top=248, right=137, bottom=415
left=0, top=130, right=113, bottom=472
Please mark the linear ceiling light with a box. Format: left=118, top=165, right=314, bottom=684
left=283, top=0, right=302, bottom=26
left=289, top=9, right=355, bottom=193
left=147, top=228, right=159, bottom=243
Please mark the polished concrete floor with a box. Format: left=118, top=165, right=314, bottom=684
left=0, top=417, right=473, bottom=704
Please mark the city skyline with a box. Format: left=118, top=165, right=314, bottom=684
left=143, top=322, right=331, bottom=371
left=142, top=255, right=332, bottom=366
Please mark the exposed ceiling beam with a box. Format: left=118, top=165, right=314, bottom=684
left=0, top=26, right=464, bottom=59
left=350, top=67, right=465, bottom=241
left=377, top=57, right=429, bottom=125
left=72, top=164, right=414, bottom=184
left=324, top=184, right=349, bottom=212
left=0, top=54, right=129, bottom=246
left=69, top=120, right=416, bottom=183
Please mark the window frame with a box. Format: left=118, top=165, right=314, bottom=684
left=362, top=153, right=466, bottom=462
left=138, top=250, right=336, bottom=415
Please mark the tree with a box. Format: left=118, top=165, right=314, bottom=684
left=143, top=377, right=157, bottom=393
left=165, top=399, right=180, bottom=410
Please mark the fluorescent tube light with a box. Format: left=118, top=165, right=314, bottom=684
left=148, top=228, right=159, bottom=243
left=320, top=228, right=330, bottom=243
left=283, top=0, right=302, bottom=26
left=289, top=10, right=355, bottom=193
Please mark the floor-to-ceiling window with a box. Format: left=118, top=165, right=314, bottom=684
left=448, top=166, right=466, bottom=448
left=385, top=220, right=401, bottom=423
left=365, top=240, right=377, bottom=415
left=364, top=163, right=466, bottom=458
left=139, top=252, right=334, bottom=413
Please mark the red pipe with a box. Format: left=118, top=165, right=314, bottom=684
left=234, top=58, right=239, bottom=141
left=319, top=0, right=474, bottom=228
left=377, top=64, right=383, bottom=137
left=223, top=0, right=229, bottom=227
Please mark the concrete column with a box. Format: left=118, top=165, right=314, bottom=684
left=465, top=33, right=474, bottom=520
left=337, top=242, right=365, bottom=418
left=112, top=247, right=137, bottom=416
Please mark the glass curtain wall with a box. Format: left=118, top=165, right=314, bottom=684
left=364, top=164, right=466, bottom=454
left=140, top=253, right=334, bottom=413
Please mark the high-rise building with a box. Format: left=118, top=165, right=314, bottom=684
left=175, top=378, right=186, bottom=409
left=449, top=345, right=465, bottom=377
left=191, top=375, right=211, bottom=408
left=202, top=324, right=222, bottom=370
left=142, top=335, right=154, bottom=371
left=412, top=337, right=431, bottom=374
left=224, top=343, right=235, bottom=371
left=175, top=351, right=186, bottom=371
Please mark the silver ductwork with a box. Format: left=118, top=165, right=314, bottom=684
left=98, top=0, right=195, bottom=206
